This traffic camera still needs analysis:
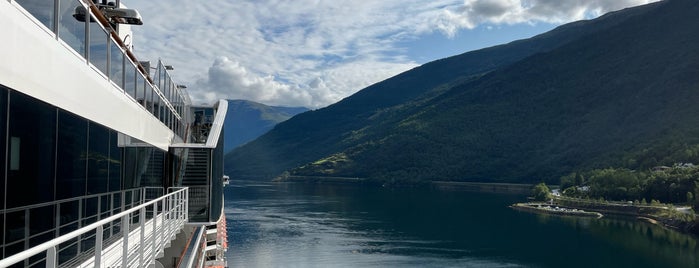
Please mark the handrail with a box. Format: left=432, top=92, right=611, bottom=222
left=83, top=0, right=151, bottom=85
left=0, top=187, right=143, bottom=213
left=0, top=187, right=188, bottom=268
left=176, top=225, right=206, bottom=268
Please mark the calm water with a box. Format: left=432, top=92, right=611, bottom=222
left=225, top=181, right=699, bottom=267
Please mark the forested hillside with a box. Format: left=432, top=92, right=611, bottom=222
left=225, top=0, right=699, bottom=183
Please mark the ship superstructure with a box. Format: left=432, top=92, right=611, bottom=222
left=0, top=0, right=227, bottom=267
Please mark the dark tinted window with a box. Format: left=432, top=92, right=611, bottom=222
left=87, top=123, right=110, bottom=194
left=7, top=91, right=56, bottom=208
left=56, top=110, right=88, bottom=199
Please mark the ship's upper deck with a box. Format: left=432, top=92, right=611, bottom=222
left=0, top=0, right=195, bottom=150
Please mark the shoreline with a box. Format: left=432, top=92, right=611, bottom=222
left=526, top=197, right=699, bottom=236
left=274, top=176, right=533, bottom=194
left=431, top=181, right=532, bottom=194
left=263, top=177, right=699, bottom=236
left=510, top=202, right=603, bottom=218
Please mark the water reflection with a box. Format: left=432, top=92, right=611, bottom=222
left=226, top=181, right=699, bottom=267
left=538, top=214, right=698, bottom=267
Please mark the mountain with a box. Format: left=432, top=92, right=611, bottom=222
left=223, top=100, right=308, bottom=153
left=225, top=0, right=699, bottom=183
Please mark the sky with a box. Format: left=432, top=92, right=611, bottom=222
left=126, top=0, right=658, bottom=109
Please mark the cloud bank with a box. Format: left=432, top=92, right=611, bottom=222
left=128, top=0, right=657, bottom=108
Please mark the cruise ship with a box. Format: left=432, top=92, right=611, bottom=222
left=0, top=0, right=228, bottom=267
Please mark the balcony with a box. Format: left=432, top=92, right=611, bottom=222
left=0, top=187, right=188, bottom=268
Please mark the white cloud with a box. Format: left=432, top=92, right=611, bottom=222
left=126, top=0, right=658, bottom=108
left=436, top=0, right=659, bottom=37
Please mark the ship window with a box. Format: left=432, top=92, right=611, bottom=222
left=88, top=15, right=108, bottom=76
left=141, top=150, right=165, bottom=187
left=0, top=213, right=4, bottom=257
left=58, top=0, right=86, bottom=57
left=56, top=110, right=88, bottom=199
left=108, top=131, right=121, bottom=192
left=110, top=41, right=124, bottom=89
left=7, top=91, right=56, bottom=208
left=15, top=0, right=54, bottom=32
left=122, top=147, right=139, bottom=189
left=0, top=87, right=6, bottom=210
left=9, top=137, right=19, bottom=171
left=87, top=122, right=110, bottom=195
left=4, top=210, right=25, bottom=244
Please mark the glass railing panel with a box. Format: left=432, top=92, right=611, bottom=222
left=125, top=61, right=137, bottom=98
left=145, top=84, right=154, bottom=113
left=58, top=0, right=86, bottom=56
left=153, top=95, right=161, bottom=118
left=110, top=41, right=124, bottom=89
left=167, top=110, right=172, bottom=130
left=136, top=73, right=146, bottom=106
left=88, top=14, right=108, bottom=76
left=158, top=65, right=165, bottom=91
left=15, top=0, right=54, bottom=31
left=163, top=77, right=170, bottom=103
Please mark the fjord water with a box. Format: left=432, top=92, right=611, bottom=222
left=225, top=181, right=699, bottom=267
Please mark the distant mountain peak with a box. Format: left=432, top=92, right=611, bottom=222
left=223, top=100, right=308, bottom=153
left=226, top=0, right=699, bottom=182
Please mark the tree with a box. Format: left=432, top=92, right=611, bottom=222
left=687, top=192, right=694, bottom=204
left=532, top=182, right=553, bottom=201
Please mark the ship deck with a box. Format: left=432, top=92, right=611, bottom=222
left=58, top=213, right=177, bottom=268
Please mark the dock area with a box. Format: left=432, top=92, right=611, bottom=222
left=511, top=203, right=603, bottom=218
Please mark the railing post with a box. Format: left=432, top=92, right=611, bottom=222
left=167, top=195, right=172, bottom=234
left=122, top=214, right=130, bottom=268
left=99, top=195, right=103, bottom=215
left=110, top=192, right=115, bottom=237
left=24, top=209, right=30, bottom=254
left=185, top=188, right=189, bottom=221
left=140, top=206, right=145, bottom=267
left=161, top=199, right=166, bottom=242
left=152, top=201, right=157, bottom=261
left=131, top=188, right=136, bottom=207
left=46, top=246, right=57, bottom=268
left=121, top=190, right=126, bottom=218
left=177, top=190, right=182, bottom=222
left=95, top=225, right=103, bottom=268
left=55, top=203, right=61, bottom=240
left=78, top=199, right=83, bottom=254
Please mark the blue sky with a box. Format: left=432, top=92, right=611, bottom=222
left=127, top=0, right=657, bottom=108
left=401, top=23, right=558, bottom=63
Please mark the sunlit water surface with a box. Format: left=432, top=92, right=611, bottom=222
left=225, top=181, right=699, bottom=267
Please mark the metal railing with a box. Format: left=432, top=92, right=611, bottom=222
left=175, top=225, right=206, bottom=268
left=0, top=187, right=188, bottom=268
left=1, top=187, right=147, bottom=266
left=7, top=0, right=192, bottom=139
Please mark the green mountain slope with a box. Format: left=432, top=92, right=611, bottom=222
left=223, top=100, right=308, bottom=153
left=225, top=0, right=698, bottom=183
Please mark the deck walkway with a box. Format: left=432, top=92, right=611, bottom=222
left=60, top=210, right=185, bottom=268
